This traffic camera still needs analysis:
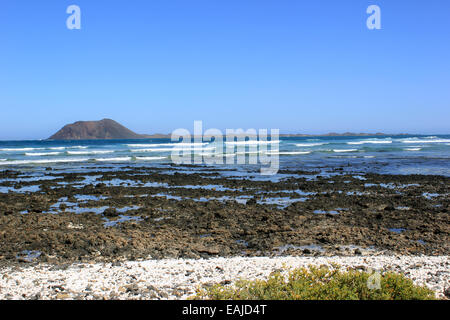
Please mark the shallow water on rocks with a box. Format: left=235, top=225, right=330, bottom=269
left=0, top=185, right=41, bottom=193
left=103, top=215, right=143, bottom=228
left=16, top=250, right=41, bottom=262
left=314, top=210, right=340, bottom=215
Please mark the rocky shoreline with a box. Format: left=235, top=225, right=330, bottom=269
left=1, top=255, right=448, bottom=300
left=0, top=164, right=449, bottom=299
left=1, top=165, right=449, bottom=266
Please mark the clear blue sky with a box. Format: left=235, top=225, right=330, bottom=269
left=1, top=0, right=449, bottom=139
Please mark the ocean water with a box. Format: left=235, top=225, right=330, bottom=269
left=0, top=135, right=449, bottom=176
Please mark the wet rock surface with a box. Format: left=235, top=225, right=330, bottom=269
left=0, top=164, right=449, bottom=266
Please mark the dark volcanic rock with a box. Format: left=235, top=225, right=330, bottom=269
left=0, top=165, right=448, bottom=267
left=48, top=119, right=151, bottom=140
left=444, top=287, right=450, bottom=299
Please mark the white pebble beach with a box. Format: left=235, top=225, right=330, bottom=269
left=0, top=255, right=448, bottom=300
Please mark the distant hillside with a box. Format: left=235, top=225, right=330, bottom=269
left=48, top=119, right=409, bottom=140
left=48, top=119, right=152, bottom=140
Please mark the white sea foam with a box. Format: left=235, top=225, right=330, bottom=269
left=0, top=148, right=42, bottom=152
left=95, top=157, right=131, bottom=162
left=404, top=148, right=422, bottom=151
left=347, top=140, right=392, bottom=145
left=265, top=151, right=311, bottom=155
left=333, top=149, right=358, bottom=153
left=225, top=140, right=280, bottom=146
left=131, top=146, right=215, bottom=152
left=67, top=150, right=114, bottom=155
left=192, top=152, right=238, bottom=157
left=25, top=152, right=62, bottom=156
left=236, top=150, right=266, bottom=155
left=295, top=143, right=325, bottom=147
left=126, top=143, right=209, bottom=148
left=135, top=156, right=167, bottom=161
left=0, top=158, right=89, bottom=165
left=130, top=148, right=172, bottom=152
left=49, top=147, right=66, bottom=150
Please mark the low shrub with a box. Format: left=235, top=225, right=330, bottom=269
left=192, top=265, right=435, bottom=300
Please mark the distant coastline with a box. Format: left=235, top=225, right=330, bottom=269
left=46, top=118, right=414, bottom=141
left=132, top=132, right=413, bottom=140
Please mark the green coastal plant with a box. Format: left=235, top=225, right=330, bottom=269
left=192, top=265, right=435, bottom=300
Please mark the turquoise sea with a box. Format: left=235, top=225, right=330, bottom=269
left=0, top=135, right=449, bottom=176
